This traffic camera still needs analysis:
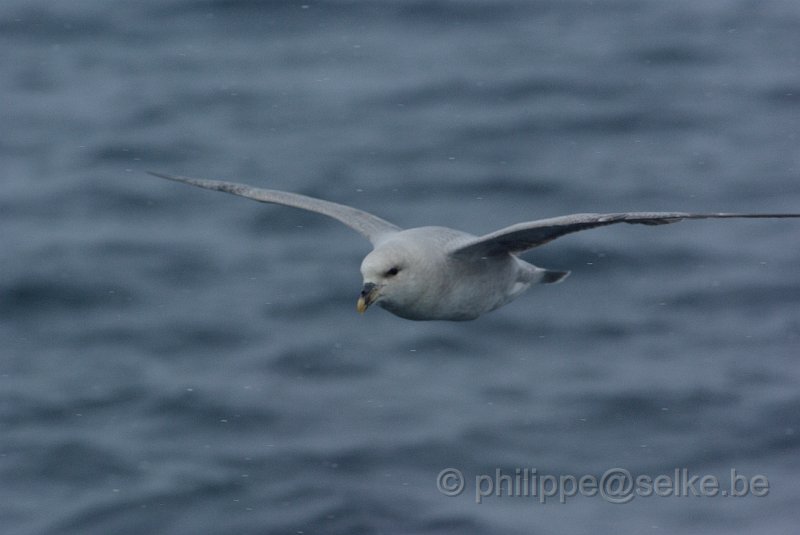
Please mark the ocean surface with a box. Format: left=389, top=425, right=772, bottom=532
left=2, top=1, right=800, bottom=533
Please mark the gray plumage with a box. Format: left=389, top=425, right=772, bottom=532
left=150, top=171, right=800, bottom=321
left=148, top=171, right=400, bottom=245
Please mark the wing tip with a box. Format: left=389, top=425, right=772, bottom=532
left=147, top=170, right=217, bottom=190
left=147, top=170, right=187, bottom=183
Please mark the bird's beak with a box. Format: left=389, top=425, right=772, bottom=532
left=356, top=282, right=379, bottom=314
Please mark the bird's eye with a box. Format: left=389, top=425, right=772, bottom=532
left=385, top=266, right=400, bottom=277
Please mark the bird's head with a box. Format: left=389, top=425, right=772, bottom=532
left=357, top=242, right=425, bottom=315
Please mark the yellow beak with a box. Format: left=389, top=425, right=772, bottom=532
left=356, top=282, right=379, bottom=314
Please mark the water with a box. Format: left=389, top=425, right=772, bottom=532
left=2, top=1, right=800, bottom=533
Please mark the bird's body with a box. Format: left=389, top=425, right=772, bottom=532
left=362, top=226, right=556, bottom=320
left=150, top=171, right=800, bottom=321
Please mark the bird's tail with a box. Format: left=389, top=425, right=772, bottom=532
left=540, top=269, right=570, bottom=284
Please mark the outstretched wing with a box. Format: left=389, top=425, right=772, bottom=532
left=448, top=212, right=800, bottom=257
left=149, top=171, right=402, bottom=245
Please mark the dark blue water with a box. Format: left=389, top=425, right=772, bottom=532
left=3, top=1, right=800, bottom=533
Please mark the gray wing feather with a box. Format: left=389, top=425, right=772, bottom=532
left=149, top=171, right=401, bottom=245
left=448, top=212, right=800, bottom=257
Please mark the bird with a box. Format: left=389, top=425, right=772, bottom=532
left=149, top=171, right=800, bottom=321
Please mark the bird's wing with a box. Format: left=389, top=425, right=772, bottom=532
left=447, top=212, right=800, bottom=257
left=149, top=171, right=402, bottom=245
